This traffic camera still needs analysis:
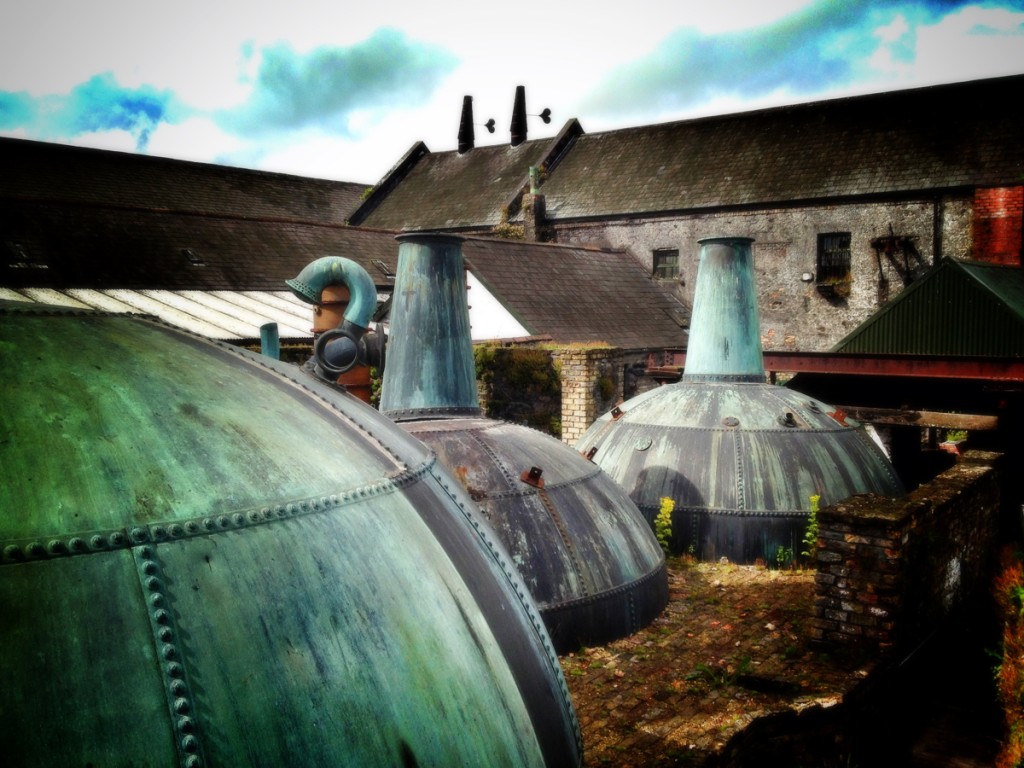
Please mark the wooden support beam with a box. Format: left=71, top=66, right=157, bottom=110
left=835, top=405, right=1000, bottom=431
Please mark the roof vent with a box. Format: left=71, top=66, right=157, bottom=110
left=5, top=240, right=47, bottom=270
left=181, top=248, right=205, bottom=267
left=372, top=259, right=396, bottom=279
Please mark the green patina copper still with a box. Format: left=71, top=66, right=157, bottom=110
left=577, top=237, right=905, bottom=563
left=0, top=300, right=581, bottom=767
left=371, top=233, right=669, bottom=653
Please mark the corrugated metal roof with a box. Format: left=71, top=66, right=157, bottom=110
left=0, top=287, right=313, bottom=341
left=832, top=259, right=1024, bottom=357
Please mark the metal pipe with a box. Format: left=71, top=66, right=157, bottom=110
left=260, top=322, right=280, bottom=360
left=286, top=256, right=376, bottom=333
left=286, top=257, right=382, bottom=389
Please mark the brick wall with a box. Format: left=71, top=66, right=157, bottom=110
left=811, top=451, right=1002, bottom=654
left=973, top=186, right=1023, bottom=265
left=551, top=347, right=623, bottom=445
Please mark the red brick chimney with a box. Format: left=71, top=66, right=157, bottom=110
left=973, top=186, right=1023, bottom=265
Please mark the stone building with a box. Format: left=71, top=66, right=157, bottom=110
left=350, top=74, right=1024, bottom=353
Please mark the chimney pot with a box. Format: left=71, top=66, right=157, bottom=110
left=510, top=86, right=527, bottom=147
left=458, top=95, right=474, bottom=153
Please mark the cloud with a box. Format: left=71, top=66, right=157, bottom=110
left=579, top=0, right=1024, bottom=118
left=0, top=91, right=35, bottom=130
left=218, top=27, right=458, bottom=137
left=0, top=73, right=177, bottom=151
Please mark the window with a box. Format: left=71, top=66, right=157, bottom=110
left=653, top=248, right=679, bottom=280
left=816, top=232, right=851, bottom=297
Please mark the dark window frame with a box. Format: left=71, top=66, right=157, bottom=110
left=652, top=248, right=679, bottom=281
left=816, top=232, right=851, bottom=296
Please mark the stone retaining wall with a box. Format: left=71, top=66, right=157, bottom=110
left=811, top=451, right=1002, bottom=653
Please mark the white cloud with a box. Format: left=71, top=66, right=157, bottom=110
left=145, top=116, right=247, bottom=166
left=3, top=0, right=1024, bottom=183
left=912, top=5, right=1024, bottom=84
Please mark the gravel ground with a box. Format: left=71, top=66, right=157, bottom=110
left=559, top=558, right=875, bottom=767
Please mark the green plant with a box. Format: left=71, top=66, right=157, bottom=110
left=491, top=205, right=524, bottom=239
left=490, top=221, right=525, bottom=239
left=685, top=656, right=751, bottom=689
left=655, top=497, right=674, bottom=554
left=775, top=545, right=794, bottom=569
left=472, top=345, right=561, bottom=435
left=994, top=546, right=1024, bottom=768
left=801, top=494, right=821, bottom=563
left=368, top=367, right=382, bottom=409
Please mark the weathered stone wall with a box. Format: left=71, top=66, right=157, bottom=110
left=810, top=451, right=1002, bottom=654
left=551, top=346, right=624, bottom=445
left=552, top=195, right=973, bottom=352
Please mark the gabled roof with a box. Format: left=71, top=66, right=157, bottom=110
left=831, top=258, right=1024, bottom=357
left=2, top=138, right=688, bottom=350
left=462, top=238, right=688, bottom=351
left=352, top=74, right=1024, bottom=230
left=542, top=75, right=1024, bottom=220
left=1, top=197, right=400, bottom=291
left=0, top=137, right=368, bottom=224
left=351, top=120, right=584, bottom=231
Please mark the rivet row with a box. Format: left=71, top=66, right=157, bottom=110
left=1, top=480, right=410, bottom=567
left=133, top=547, right=204, bottom=768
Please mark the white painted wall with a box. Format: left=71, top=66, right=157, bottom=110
left=466, top=271, right=530, bottom=341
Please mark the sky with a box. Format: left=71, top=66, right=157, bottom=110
left=2, top=0, right=1024, bottom=185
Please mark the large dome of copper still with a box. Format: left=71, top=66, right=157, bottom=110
left=577, top=236, right=904, bottom=564
left=374, top=232, right=669, bottom=653
left=0, top=300, right=581, bottom=768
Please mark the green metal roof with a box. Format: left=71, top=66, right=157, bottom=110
left=831, top=259, right=1024, bottom=357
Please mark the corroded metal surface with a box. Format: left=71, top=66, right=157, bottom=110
left=376, top=234, right=668, bottom=652
left=576, top=238, right=904, bottom=563
left=379, top=233, right=482, bottom=420
left=577, top=381, right=904, bottom=561
left=682, top=236, right=764, bottom=383
left=407, top=418, right=669, bottom=651
left=0, top=301, right=581, bottom=768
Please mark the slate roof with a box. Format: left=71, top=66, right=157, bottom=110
left=351, top=120, right=584, bottom=231
left=1, top=196, right=401, bottom=292
left=1, top=137, right=397, bottom=294
left=542, top=74, right=1024, bottom=220
left=1, top=137, right=368, bottom=224
left=462, top=238, right=688, bottom=351
left=1, top=137, right=688, bottom=349
left=352, top=74, right=1024, bottom=230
